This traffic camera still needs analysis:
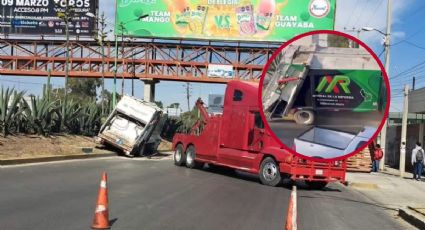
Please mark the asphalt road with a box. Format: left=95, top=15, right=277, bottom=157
left=268, top=111, right=383, bottom=147
left=0, top=157, right=412, bottom=230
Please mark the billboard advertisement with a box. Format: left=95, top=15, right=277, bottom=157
left=115, top=0, right=336, bottom=42
left=0, top=0, right=98, bottom=36
left=207, top=64, right=234, bottom=78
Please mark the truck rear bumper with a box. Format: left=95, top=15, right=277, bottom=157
left=279, top=162, right=346, bottom=183
left=98, top=134, right=134, bottom=156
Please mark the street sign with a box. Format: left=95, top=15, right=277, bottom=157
left=0, top=0, right=98, bottom=36
left=115, top=0, right=336, bottom=42
left=207, top=64, right=234, bottom=79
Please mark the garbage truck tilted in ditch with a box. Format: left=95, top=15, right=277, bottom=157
left=97, top=96, right=166, bottom=157
left=172, top=81, right=346, bottom=188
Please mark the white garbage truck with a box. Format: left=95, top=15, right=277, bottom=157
left=97, top=96, right=166, bottom=157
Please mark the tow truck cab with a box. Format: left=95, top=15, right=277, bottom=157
left=172, top=80, right=346, bottom=188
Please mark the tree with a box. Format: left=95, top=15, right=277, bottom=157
left=177, top=106, right=200, bottom=133
left=68, top=78, right=101, bottom=102
left=169, top=103, right=180, bottom=108
left=49, top=78, right=102, bottom=104
left=155, top=101, right=163, bottom=109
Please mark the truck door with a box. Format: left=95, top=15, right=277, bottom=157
left=218, top=110, right=262, bottom=169
left=248, top=112, right=265, bottom=152
left=220, top=89, right=250, bottom=150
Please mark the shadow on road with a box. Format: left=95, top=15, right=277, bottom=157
left=198, top=164, right=343, bottom=192
left=202, top=165, right=259, bottom=184
left=109, top=218, right=118, bottom=227
left=299, top=193, right=398, bottom=211
left=285, top=180, right=342, bottom=192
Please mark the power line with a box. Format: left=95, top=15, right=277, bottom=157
left=0, top=78, right=61, bottom=87
left=391, top=65, right=425, bottom=81
left=391, top=73, right=425, bottom=84
left=351, top=0, right=372, bottom=29
left=377, top=48, right=385, bottom=58
left=363, top=0, right=385, bottom=27
left=343, top=0, right=360, bottom=29
left=392, top=25, right=425, bottom=46
left=391, top=60, right=425, bottom=80
left=401, top=2, right=425, bottom=21
left=403, top=41, right=425, bottom=51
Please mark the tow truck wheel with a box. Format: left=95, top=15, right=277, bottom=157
left=174, top=144, right=186, bottom=166
left=294, top=110, right=314, bottom=125
left=259, top=157, right=282, bottom=187
left=185, top=145, right=202, bottom=169
left=305, top=180, right=328, bottom=190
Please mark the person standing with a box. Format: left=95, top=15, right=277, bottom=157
left=412, top=142, right=425, bottom=181
left=372, top=144, right=383, bottom=172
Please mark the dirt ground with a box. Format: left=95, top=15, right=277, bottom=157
left=157, top=140, right=173, bottom=151
left=0, top=134, right=174, bottom=160
left=0, top=134, right=115, bottom=160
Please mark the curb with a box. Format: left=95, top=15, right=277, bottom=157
left=0, top=153, right=116, bottom=166
left=380, top=171, right=414, bottom=180
left=399, top=207, right=425, bottom=229
left=348, top=182, right=379, bottom=190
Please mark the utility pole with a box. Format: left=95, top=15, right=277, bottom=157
left=379, top=0, right=392, bottom=171
left=400, top=85, right=409, bottom=177
left=47, top=69, right=51, bottom=101
left=185, top=82, right=192, bottom=111
left=64, top=1, right=70, bottom=123
left=412, top=76, right=416, bottom=90
left=97, top=12, right=107, bottom=116
left=57, top=0, right=74, bottom=130
left=86, top=11, right=111, bottom=113
left=119, top=23, right=125, bottom=96
left=111, top=14, right=148, bottom=105
left=113, top=33, right=119, bottom=107
left=131, top=39, right=136, bottom=96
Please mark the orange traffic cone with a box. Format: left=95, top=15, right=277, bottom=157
left=285, top=185, right=297, bottom=230
left=91, top=172, right=110, bottom=229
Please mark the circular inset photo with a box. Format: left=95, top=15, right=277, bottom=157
left=260, top=30, right=390, bottom=161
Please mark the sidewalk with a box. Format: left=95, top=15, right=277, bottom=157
left=346, top=168, right=425, bottom=229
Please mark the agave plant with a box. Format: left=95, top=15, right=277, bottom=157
left=59, top=99, right=82, bottom=133
left=0, top=88, right=26, bottom=137
left=21, top=96, right=60, bottom=136
left=78, top=101, right=101, bottom=136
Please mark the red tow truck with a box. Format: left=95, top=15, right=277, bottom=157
left=172, top=81, right=346, bottom=188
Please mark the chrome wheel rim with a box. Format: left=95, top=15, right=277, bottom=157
left=175, top=148, right=181, bottom=162
left=263, top=162, right=278, bottom=181
left=186, top=150, right=194, bottom=165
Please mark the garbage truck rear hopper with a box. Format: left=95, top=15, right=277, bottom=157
left=97, top=96, right=166, bottom=157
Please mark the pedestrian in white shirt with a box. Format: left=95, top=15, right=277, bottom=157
left=412, top=142, right=425, bottom=181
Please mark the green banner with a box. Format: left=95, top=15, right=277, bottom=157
left=115, top=0, right=336, bottom=42
left=311, top=70, right=383, bottom=112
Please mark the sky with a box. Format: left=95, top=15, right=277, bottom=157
left=1, top=0, right=425, bottom=112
